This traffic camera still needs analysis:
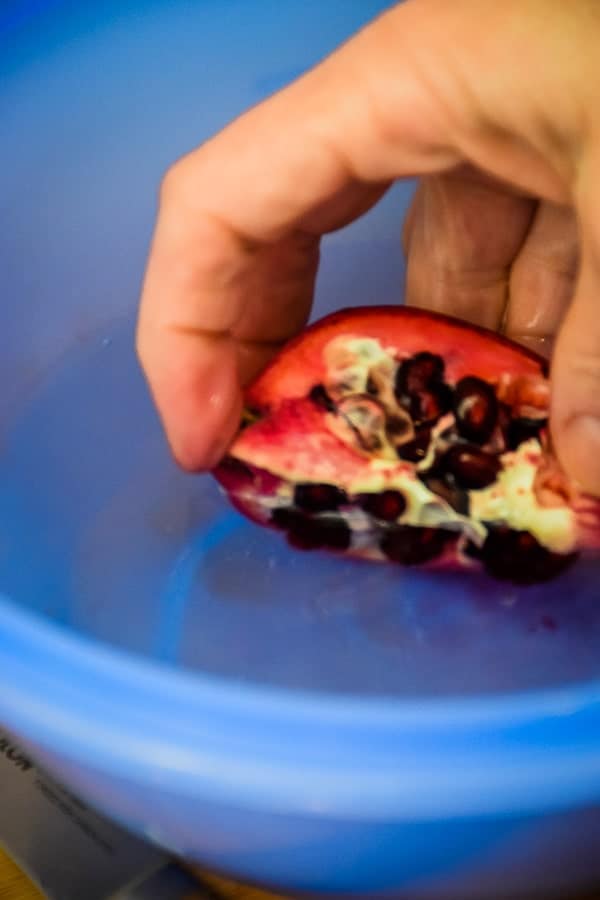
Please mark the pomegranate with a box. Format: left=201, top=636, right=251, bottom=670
left=214, top=307, right=600, bottom=584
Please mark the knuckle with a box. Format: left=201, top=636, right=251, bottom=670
left=565, top=348, right=600, bottom=383
left=158, top=159, right=184, bottom=206
left=158, top=153, right=197, bottom=207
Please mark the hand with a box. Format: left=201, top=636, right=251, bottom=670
left=137, top=0, right=600, bottom=494
left=402, top=168, right=578, bottom=360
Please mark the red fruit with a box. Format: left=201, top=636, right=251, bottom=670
left=213, top=306, right=600, bottom=584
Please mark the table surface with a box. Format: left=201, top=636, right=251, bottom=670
left=3, top=846, right=600, bottom=900
left=0, top=846, right=283, bottom=900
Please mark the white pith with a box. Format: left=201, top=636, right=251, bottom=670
left=234, top=335, right=576, bottom=556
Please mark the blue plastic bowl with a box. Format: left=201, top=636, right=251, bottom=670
left=1, top=3, right=600, bottom=897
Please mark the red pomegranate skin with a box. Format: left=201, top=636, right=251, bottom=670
left=214, top=307, right=600, bottom=584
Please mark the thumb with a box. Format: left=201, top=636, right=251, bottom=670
left=551, top=182, right=600, bottom=495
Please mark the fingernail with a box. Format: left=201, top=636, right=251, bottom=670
left=561, top=415, right=600, bottom=496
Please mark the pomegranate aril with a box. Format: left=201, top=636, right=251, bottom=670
left=396, top=427, right=431, bottom=462
left=395, top=352, right=445, bottom=395
left=381, top=525, right=451, bottom=565
left=386, top=414, right=413, bottom=439
left=441, top=444, right=501, bottom=490
left=366, top=374, right=379, bottom=396
left=386, top=411, right=415, bottom=454
left=271, top=507, right=295, bottom=528
left=395, top=353, right=452, bottom=426
left=338, top=395, right=387, bottom=452
left=217, top=456, right=255, bottom=481
left=408, top=382, right=453, bottom=425
left=360, top=490, right=406, bottom=521
left=273, top=508, right=351, bottom=551
left=506, top=416, right=547, bottom=450
left=454, top=376, right=498, bottom=444
left=290, top=518, right=351, bottom=551
left=309, top=384, right=336, bottom=412
left=472, top=526, right=577, bottom=584
left=294, top=483, right=347, bottom=512
left=420, top=474, right=469, bottom=515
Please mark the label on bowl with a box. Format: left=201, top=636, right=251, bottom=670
left=0, top=730, right=214, bottom=899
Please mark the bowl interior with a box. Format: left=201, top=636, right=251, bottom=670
left=1, top=0, right=600, bottom=701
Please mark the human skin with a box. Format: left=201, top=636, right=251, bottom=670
left=137, top=0, right=600, bottom=495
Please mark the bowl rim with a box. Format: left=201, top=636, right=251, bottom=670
left=2, top=594, right=600, bottom=821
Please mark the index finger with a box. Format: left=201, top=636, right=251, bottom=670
left=136, top=3, right=464, bottom=470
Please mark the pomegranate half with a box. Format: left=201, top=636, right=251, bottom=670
left=214, top=307, right=600, bottom=584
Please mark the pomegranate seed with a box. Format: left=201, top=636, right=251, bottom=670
left=309, top=384, right=336, bottom=412
left=381, top=525, right=451, bottom=565
left=386, top=413, right=413, bottom=440
left=337, top=395, right=387, bottom=453
left=366, top=374, right=379, bottom=395
left=408, top=382, right=453, bottom=425
left=453, top=376, right=498, bottom=444
left=506, top=416, right=547, bottom=450
left=441, top=444, right=501, bottom=490
left=395, top=353, right=452, bottom=426
left=294, top=483, right=347, bottom=512
left=472, top=526, right=577, bottom=584
left=395, top=352, right=445, bottom=396
left=273, top=508, right=351, bottom=551
left=360, top=490, right=406, bottom=521
left=420, top=474, right=469, bottom=515
left=217, top=456, right=254, bottom=480
left=396, top=427, right=431, bottom=462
